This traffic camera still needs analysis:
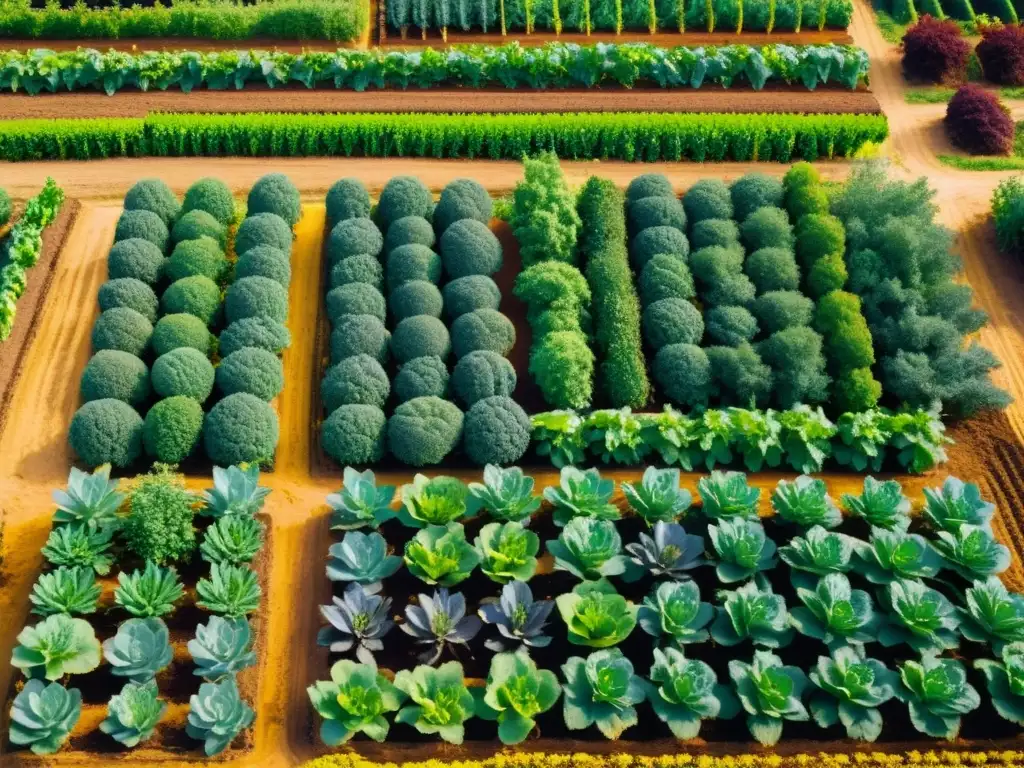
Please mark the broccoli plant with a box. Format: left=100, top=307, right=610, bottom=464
left=547, top=517, right=632, bottom=581
left=931, top=524, right=1010, bottom=580
left=99, top=680, right=167, bottom=747
left=41, top=522, right=114, bottom=575
left=711, top=578, right=794, bottom=649
left=778, top=525, right=858, bottom=590
left=189, top=616, right=257, bottom=680
left=808, top=645, right=897, bottom=742
left=327, top=530, right=402, bottom=591
left=771, top=475, right=841, bottom=529
left=975, top=642, right=1024, bottom=726
left=959, top=577, right=1024, bottom=651
left=327, top=467, right=397, bottom=530
left=318, top=583, right=394, bottom=664
left=29, top=566, right=101, bottom=616
left=196, top=563, right=261, bottom=618
left=556, top=578, right=638, bottom=648
left=895, top=653, right=980, bottom=739
left=562, top=648, right=645, bottom=739
left=8, top=680, right=81, bottom=755
left=53, top=465, right=124, bottom=528
left=479, top=580, right=554, bottom=653
left=11, top=613, right=101, bottom=680
left=401, top=588, right=482, bottom=664
left=729, top=650, right=810, bottom=746
left=114, top=561, right=185, bottom=618
left=103, top=618, right=173, bottom=683
left=790, top=573, right=880, bottom=648
left=474, top=652, right=562, bottom=745
left=707, top=517, right=777, bottom=583
left=625, top=521, right=704, bottom=580
left=474, top=521, right=540, bottom=583
left=404, top=523, right=481, bottom=587
left=394, top=662, right=475, bottom=744
left=201, top=464, right=271, bottom=518
left=200, top=514, right=265, bottom=565
left=878, top=579, right=960, bottom=653
left=468, top=465, right=540, bottom=524
left=644, top=647, right=739, bottom=739
left=638, top=581, right=714, bottom=646
left=621, top=467, right=692, bottom=525
left=854, top=527, right=944, bottom=584
left=398, top=474, right=480, bottom=528
left=922, top=476, right=994, bottom=533
left=307, top=659, right=403, bottom=745
left=698, top=471, right=760, bottom=520
left=841, top=476, right=911, bottom=531
left=543, top=466, right=619, bottom=527
left=187, top=677, right=256, bottom=755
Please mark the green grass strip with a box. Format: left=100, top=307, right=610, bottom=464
left=938, top=154, right=1024, bottom=170
left=905, top=87, right=956, bottom=104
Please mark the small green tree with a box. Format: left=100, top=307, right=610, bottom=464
left=121, top=466, right=197, bottom=566
left=511, top=152, right=581, bottom=268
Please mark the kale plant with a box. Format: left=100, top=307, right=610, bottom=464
left=959, top=576, right=1024, bottom=651
left=196, top=563, right=261, bottom=618
left=644, top=647, right=739, bottom=739
left=710, top=578, right=794, bottom=649
left=394, top=661, right=476, bottom=744
left=404, top=523, right=481, bottom=587
left=771, top=475, right=842, bottom=529
left=474, top=521, right=540, bottom=583
left=399, top=474, right=480, bottom=528
left=468, top=465, right=540, bottom=523
left=841, top=476, right=911, bottom=531
left=878, top=578, right=960, bottom=653
left=543, top=466, right=619, bottom=527
left=808, top=645, right=897, bottom=742
left=307, top=659, right=403, bottom=745
left=729, top=650, right=810, bottom=746
left=621, top=467, right=692, bottom=525
left=638, top=580, right=714, bottom=646
left=922, top=476, right=994, bottom=533
left=790, top=573, right=880, bottom=648
left=99, top=680, right=167, bottom=747
left=975, top=642, right=1024, bottom=727
left=707, top=517, right=777, bottom=583
left=29, top=566, right=100, bottom=616
left=475, top=651, right=561, bottom=745
left=327, top=467, right=396, bottom=530
left=895, top=652, right=980, bottom=739
left=41, top=522, right=114, bottom=575
left=547, top=517, right=631, bottom=581
left=698, top=471, right=759, bottom=520
left=854, top=527, right=944, bottom=584
left=931, top=524, right=1010, bottom=580
left=562, top=648, right=645, bottom=739
left=556, top=578, right=638, bottom=648
left=115, top=561, right=184, bottom=618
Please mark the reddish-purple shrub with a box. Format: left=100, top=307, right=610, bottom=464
left=977, top=24, right=1024, bottom=86
left=902, top=15, right=972, bottom=84
left=945, top=84, right=1014, bottom=155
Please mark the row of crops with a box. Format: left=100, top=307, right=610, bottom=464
left=878, top=0, right=1020, bottom=24
left=8, top=464, right=269, bottom=756
left=309, top=463, right=1024, bottom=746
left=68, top=173, right=298, bottom=470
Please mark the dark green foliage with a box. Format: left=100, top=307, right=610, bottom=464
left=653, top=343, right=712, bottom=408
left=121, top=467, right=196, bottom=565
left=203, top=392, right=279, bottom=465
left=745, top=247, right=801, bottom=294
left=387, top=244, right=442, bottom=287
left=182, top=177, right=235, bottom=225
left=143, top=395, right=204, bottom=464
left=451, top=308, right=515, bottom=358
left=690, top=246, right=756, bottom=307
left=511, top=151, right=581, bottom=268
left=115, top=209, right=169, bottom=253
left=0, top=187, right=10, bottom=227
left=390, top=280, right=443, bottom=321
left=626, top=174, right=674, bottom=203
left=247, top=173, right=301, bottom=226
left=326, top=282, right=386, bottom=324
left=642, top=297, right=704, bottom=349
left=151, top=313, right=211, bottom=357
left=394, top=355, right=449, bottom=402
left=814, top=289, right=880, bottom=410
left=377, top=176, right=433, bottom=232
left=326, top=178, right=371, bottom=227
left=434, top=178, right=492, bottom=234
left=391, top=315, right=451, bottom=363
left=683, top=179, right=734, bottom=223
left=225, top=276, right=288, bottom=324
left=107, top=239, right=165, bottom=286
left=219, top=317, right=291, bottom=357
left=161, top=275, right=221, bottom=325
left=452, top=350, right=516, bottom=407
left=235, top=245, right=291, bottom=287
left=172, top=209, right=226, bottom=248
left=98, top=278, right=159, bottom=323
left=627, top=196, right=686, bottom=235
left=164, top=238, right=226, bottom=283
left=783, top=162, right=828, bottom=219
left=705, top=305, right=759, bottom=346
left=639, top=254, right=695, bottom=304
left=321, top=404, right=387, bottom=465
left=529, top=330, right=594, bottom=409
left=752, top=290, right=815, bottom=334
left=69, top=398, right=143, bottom=468
left=462, top=396, right=531, bottom=466
left=758, top=326, right=831, bottom=407
left=440, top=218, right=502, bottom=278
left=707, top=343, right=772, bottom=406
left=730, top=173, right=784, bottom=220
left=80, top=350, right=150, bottom=406
left=216, top=348, right=284, bottom=401
left=388, top=396, right=464, bottom=467
left=443, top=275, right=501, bottom=318
left=689, top=218, right=740, bottom=251
left=322, top=354, right=391, bottom=411
left=795, top=213, right=846, bottom=270
left=807, top=251, right=849, bottom=299
left=330, top=315, right=390, bottom=364
left=385, top=216, right=435, bottom=253
left=740, top=207, right=794, bottom=252
left=151, top=347, right=215, bottom=401
left=236, top=212, right=292, bottom=256
left=834, top=366, right=883, bottom=413
left=124, top=178, right=180, bottom=227
left=91, top=307, right=152, bottom=357
left=630, top=225, right=690, bottom=269
left=330, top=254, right=383, bottom=291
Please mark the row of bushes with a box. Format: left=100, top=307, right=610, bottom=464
left=0, top=43, right=871, bottom=96
left=902, top=15, right=1024, bottom=86
left=0, top=112, right=891, bottom=164
left=883, top=0, right=1017, bottom=27
left=992, top=174, right=1024, bottom=257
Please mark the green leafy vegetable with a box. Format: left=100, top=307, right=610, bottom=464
left=711, top=578, right=794, bottom=649
left=103, top=617, right=173, bottom=683
left=399, top=474, right=480, bottom=528
left=790, top=573, right=879, bottom=647
left=708, top=517, right=777, bottom=583
left=562, top=648, right=645, bottom=739
left=771, top=475, right=841, bottom=529
left=931, top=524, right=1010, bottom=580
left=328, top=467, right=397, bottom=530
left=638, top=580, right=714, bottom=645
left=644, top=647, right=739, bottom=739
left=729, top=650, right=810, bottom=746
left=474, top=651, right=561, bottom=745
left=307, top=659, right=404, bottom=745
left=878, top=579, right=960, bottom=653
left=975, top=642, right=1024, bottom=727
left=394, top=661, right=475, bottom=745
left=544, top=466, right=619, bottom=527
left=327, top=530, right=402, bottom=588
left=114, top=561, right=184, bottom=618
left=698, top=471, right=760, bottom=520
left=808, top=645, right=897, bottom=742
left=959, top=577, right=1024, bottom=652
left=201, top=464, right=271, bottom=518
left=100, top=680, right=167, bottom=747
left=8, top=679, right=81, bottom=755
left=547, top=517, right=631, bottom=581
left=841, top=476, right=911, bottom=531
left=200, top=514, right=265, bottom=565
left=196, top=563, right=261, bottom=618
left=186, top=677, right=255, bottom=756
left=854, top=527, right=944, bottom=584
left=41, top=522, right=114, bottom=575
left=29, top=566, right=100, bottom=616
left=922, top=476, right=994, bottom=533
left=404, top=523, right=481, bottom=587
left=468, top=465, right=541, bottom=523
left=621, top=466, right=692, bottom=525
left=53, top=464, right=124, bottom=528
left=895, top=652, right=979, bottom=739
left=11, top=613, right=101, bottom=680
left=625, top=521, right=704, bottom=580
left=474, top=521, right=539, bottom=583
left=556, top=578, right=638, bottom=648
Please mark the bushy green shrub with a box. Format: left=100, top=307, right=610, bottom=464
left=330, top=254, right=383, bottom=291
left=91, top=307, right=153, bottom=357
left=321, top=404, right=387, bottom=465
left=98, top=278, right=159, bottom=323
left=440, top=218, right=502, bottom=278
left=626, top=174, right=674, bottom=203
left=514, top=261, right=590, bottom=311
left=814, top=290, right=880, bottom=407
left=393, top=356, right=449, bottom=402
left=377, top=176, right=433, bottom=232
left=121, top=467, right=196, bottom=564
left=326, top=283, right=385, bottom=324
left=330, top=315, right=390, bottom=364
left=642, top=297, right=704, bottom=349
left=216, top=348, right=284, bottom=400
left=247, top=173, right=300, bottom=226
left=116, top=209, right=169, bottom=253
left=529, top=330, right=594, bottom=409
left=730, top=173, right=784, bottom=220
left=782, top=162, right=828, bottom=219
left=451, top=308, right=515, bottom=358
left=143, top=396, right=204, bottom=464
left=236, top=212, right=292, bottom=255
left=740, top=207, right=794, bottom=252
left=225, top=276, right=289, bottom=324
left=682, top=178, right=733, bottom=223
left=745, top=247, right=801, bottom=294
left=653, top=343, right=711, bottom=408
left=151, top=347, right=215, bottom=401
left=387, top=244, right=442, bottom=287
left=706, top=343, right=772, bottom=406
left=203, top=392, right=279, bottom=465
left=161, top=275, right=221, bottom=325
left=321, top=354, right=390, bottom=411
left=0, top=188, right=10, bottom=228
left=511, top=151, right=580, bottom=267
left=795, top=213, right=846, bottom=271
left=172, top=209, right=226, bottom=248
left=705, top=305, right=759, bottom=346
left=627, top=196, right=687, bottom=235
left=690, top=246, right=756, bottom=307
left=391, top=315, right=451, bottom=363
left=326, top=178, right=371, bottom=227
left=452, top=350, right=517, bottom=407
left=463, top=396, right=531, bottom=466
left=107, top=238, right=165, bottom=285
left=434, top=178, right=492, bottom=234
left=833, top=366, right=883, bottom=413
left=387, top=395, right=464, bottom=466
left=219, top=317, right=291, bottom=357
left=752, top=290, right=815, bottom=334
left=531, top=300, right=586, bottom=336
left=69, top=398, right=143, bottom=468
left=164, top=237, right=226, bottom=283
left=385, top=215, right=435, bottom=254
left=639, top=254, right=695, bottom=304
left=235, top=245, right=290, bottom=287
left=389, top=280, right=443, bottom=321
left=807, top=251, right=848, bottom=299
left=690, top=218, right=739, bottom=251
left=124, top=178, right=180, bottom=227
left=80, top=350, right=150, bottom=406
left=443, top=275, right=501, bottom=318
left=151, top=313, right=211, bottom=356
left=182, top=177, right=235, bottom=225
left=630, top=225, right=689, bottom=269
left=757, top=326, right=830, bottom=408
